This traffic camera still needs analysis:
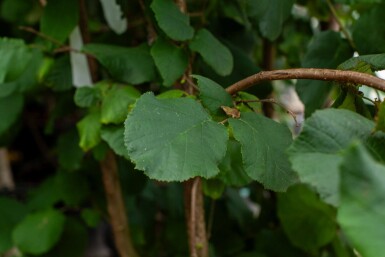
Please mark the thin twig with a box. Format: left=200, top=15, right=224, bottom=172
left=326, top=0, right=356, bottom=50
left=206, top=200, right=215, bottom=240
left=236, top=99, right=298, bottom=126
left=19, top=26, right=64, bottom=46
left=226, top=68, right=385, bottom=95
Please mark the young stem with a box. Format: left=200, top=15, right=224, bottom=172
left=184, top=178, right=209, bottom=257
left=100, top=150, right=140, bottom=257
left=226, top=68, right=385, bottom=95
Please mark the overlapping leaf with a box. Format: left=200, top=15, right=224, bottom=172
left=189, top=29, right=233, bottom=76
left=151, top=0, right=194, bottom=41
left=229, top=112, right=297, bottom=191
left=124, top=93, right=228, bottom=181
left=288, top=109, right=385, bottom=206
left=338, top=143, right=385, bottom=257
left=151, top=38, right=188, bottom=87
left=83, top=44, right=156, bottom=85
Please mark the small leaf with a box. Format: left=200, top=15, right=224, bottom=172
left=151, top=38, right=188, bottom=87
left=83, top=44, right=156, bottom=85
left=193, top=75, right=233, bottom=114
left=99, top=0, right=127, bottom=34
left=151, top=0, right=194, bottom=41
left=229, top=112, right=297, bottom=191
left=55, top=170, right=90, bottom=206
left=74, top=87, right=99, bottom=108
left=101, top=84, right=140, bottom=124
left=156, top=89, right=187, bottom=99
left=77, top=110, right=102, bottom=151
left=189, top=29, right=233, bottom=76
left=338, top=53, right=385, bottom=73
left=0, top=197, right=28, bottom=252
left=81, top=209, right=101, bottom=228
left=101, top=125, right=129, bottom=159
left=0, top=94, right=24, bottom=138
left=278, top=185, right=336, bottom=252
left=124, top=93, right=228, bottom=181
left=40, top=0, right=79, bottom=43
left=352, top=4, right=385, bottom=54
left=251, top=0, right=295, bottom=41
left=203, top=179, right=225, bottom=199
left=13, top=209, right=66, bottom=255
left=57, top=130, right=83, bottom=170
left=338, top=143, right=385, bottom=257
left=44, top=56, right=73, bottom=92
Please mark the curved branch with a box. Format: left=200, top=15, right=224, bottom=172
left=225, top=68, right=385, bottom=95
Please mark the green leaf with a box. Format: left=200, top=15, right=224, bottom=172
left=0, top=94, right=24, bottom=138
left=193, top=75, right=233, bottom=115
left=338, top=143, right=385, bottom=257
left=57, top=130, right=83, bottom=170
left=101, top=84, right=140, bottom=124
left=352, top=4, right=385, bottom=54
left=77, top=110, right=102, bottom=151
left=81, top=209, right=101, bottom=228
left=74, top=87, right=99, bottom=108
left=55, top=170, right=90, bottom=206
left=0, top=197, right=28, bottom=253
left=0, top=0, right=33, bottom=23
left=0, top=39, right=43, bottom=97
left=40, top=218, right=88, bottom=257
left=278, top=185, right=336, bottom=252
left=250, top=0, right=295, bottom=41
left=296, top=31, right=352, bottom=116
left=217, top=139, right=253, bottom=187
left=83, top=44, right=156, bottom=85
left=375, top=101, right=385, bottom=133
left=13, top=209, right=66, bottom=255
left=27, top=177, right=62, bottom=210
left=229, top=112, right=297, bottom=191
left=151, top=38, right=188, bottom=87
left=338, top=53, right=385, bottom=73
left=40, top=0, right=78, bottom=43
left=189, top=29, right=233, bottom=76
left=156, top=89, right=187, bottom=99
left=150, top=0, right=194, bottom=41
left=288, top=109, right=381, bottom=206
left=44, top=56, right=73, bottom=92
left=101, top=125, right=129, bottom=159
left=124, top=92, right=228, bottom=181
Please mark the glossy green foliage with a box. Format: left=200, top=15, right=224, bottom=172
left=124, top=93, right=228, bottom=181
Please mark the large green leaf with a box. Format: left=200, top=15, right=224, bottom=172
left=13, top=209, right=66, bottom=255
left=228, top=112, right=297, bottom=191
left=77, top=110, right=102, bottom=151
left=189, top=29, right=233, bottom=76
left=288, top=109, right=384, bottom=206
left=124, top=92, right=228, bottom=181
left=44, top=56, right=73, bottom=92
left=150, top=38, right=188, bottom=87
left=83, top=44, right=156, bottom=85
left=338, top=143, right=385, bottom=257
left=0, top=197, right=28, bottom=253
left=40, top=0, right=78, bottom=43
left=193, top=75, right=233, bottom=115
left=0, top=94, right=24, bottom=137
left=352, top=4, right=385, bottom=54
left=278, top=185, right=336, bottom=252
left=248, top=0, right=294, bottom=41
left=150, top=0, right=194, bottom=41
left=296, top=31, right=352, bottom=116
left=101, top=84, right=140, bottom=124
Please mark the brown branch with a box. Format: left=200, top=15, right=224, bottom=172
left=100, top=151, right=140, bottom=257
left=226, top=68, right=385, bottom=95
left=19, top=26, right=63, bottom=46
left=184, top=178, right=209, bottom=257
left=0, top=148, right=14, bottom=190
